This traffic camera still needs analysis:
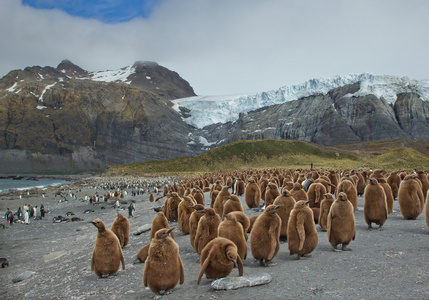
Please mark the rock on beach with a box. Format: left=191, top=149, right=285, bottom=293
left=211, top=273, right=272, bottom=290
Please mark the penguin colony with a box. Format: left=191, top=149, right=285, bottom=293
left=79, top=168, right=428, bottom=295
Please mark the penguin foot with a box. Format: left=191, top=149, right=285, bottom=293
left=265, top=262, right=277, bottom=267
left=159, top=290, right=171, bottom=295
left=133, top=258, right=143, bottom=264
left=341, top=245, right=352, bottom=251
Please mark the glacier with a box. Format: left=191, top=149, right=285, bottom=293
left=171, top=73, right=429, bottom=129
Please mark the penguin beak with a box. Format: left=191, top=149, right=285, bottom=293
left=232, top=260, right=237, bottom=268
left=167, top=228, right=175, bottom=234
left=305, top=199, right=314, bottom=205
left=89, top=221, right=95, bottom=225
left=189, top=206, right=196, bottom=209
left=197, top=210, right=206, bottom=213
left=275, top=205, right=283, bottom=210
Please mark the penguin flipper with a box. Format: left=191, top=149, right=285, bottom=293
left=297, top=213, right=305, bottom=251
left=118, top=244, right=125, bottom=270
left=236, top=255, right=244, bottom=276
left=197, top=252, right=212, bottom=285
left=91, top=249, right=95, bottom=271
left=143, top=260, right=150, bottom=287
left=267, top=225, right=279, bottom=261
left=327, top=213, right=333, bottom=243
left=179, top=256, right=185, bottom=285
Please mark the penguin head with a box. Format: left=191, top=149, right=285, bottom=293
left=225, top=244, right=239, bottom=266
left=338, top=192, right=348, bottom=201
left=190, top=204, right=205, bottom=211
left=265, top=204, right=283, bottom=214
left=293, top=183, right=302, bottom=190
left=204, top=208, right=216, bottom=216
left=304, top=199, right=314, bottom=205
left=282, top=189, right=290, bottom=197
left=154, top=228, right=175, bottom=240
left=90, top=219, right=106, bottom=231
left=224, top=213, right=237, bottom=222
left=322, top=194, right=334, bottom=201
left=368, top=178, right=378, bottom=185
left=295, top=200, right=309, bottom=208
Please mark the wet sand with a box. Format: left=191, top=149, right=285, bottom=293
left=0, top=175, right=428, bottom=299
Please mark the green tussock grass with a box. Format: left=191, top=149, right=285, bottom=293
left=361, top=147, right=429, bottom=171
left=109, top=139, right=357, bottom=175
left=108, top=140, right=429, bottom=176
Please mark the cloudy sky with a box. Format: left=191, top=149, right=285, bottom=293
left=1, top=0, right=428, bottom=96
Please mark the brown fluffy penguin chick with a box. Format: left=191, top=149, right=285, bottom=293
left=178, top=196, right=197, bottom=234
left=387, top=171, right=401, bottom=199
left=111, top=212, right=130, bottom=248
left=319, top=194, right=335, bottom=231
left=290, top=183, right=308, bottom=201
left=336, top=179, right=358, bottom=211
left=398, top=175, right=425, bottom=220
left=265, top=183, right=280, bottom=207
left=213, top=186, right=231, bottom=217
left=250, top=204, right=282, bottom=266
left=210, top=190, right=220, bottom=208
left=364, top=178, right=388, bottom=229
left=273, top=189, right=296, bottom=241
left=218, top=213, right=247, bottom=260
left=189, top=204, right=206, bottom=250
left=415, top=171, right=429, bottom=201
left=228, top=211, right=250, bottom=241
left=235, top=178, right=245, bottom=196
left=197, top=237, right=243, bottom=284
left=192, top=189, right=205, bottom=206
left=151, top=212, right=175, bottom=240
left=377, top=177, right=394, bottom=213
left=164, top=192, right=182, bottom=222
left=91, top=219, right=125, bottom=278
left=287, top=200, right=318, bottom=259
left=194, top=208, right=221, bottom=255
left=315, top=178, right=335, bottom=194
left=245, top=178, right=262, bottom=208
left=327, top=192, right=356, bottom=251
left=134, top=243, right=150, bottom=264
left=143, top=228, right=184, bottom=294
left=223, top=195, right=244, bottom=216
left=306, top=182, right=326, bottom=224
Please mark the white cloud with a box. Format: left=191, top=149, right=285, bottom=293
left=1, top=0, right=429, bottom=96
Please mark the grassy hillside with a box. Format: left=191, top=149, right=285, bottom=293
left=109, top=140, right=429, bottom=175
left=108, top=139, right=429, bottom=175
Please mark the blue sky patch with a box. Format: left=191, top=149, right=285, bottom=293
left=22, top=0, right=163, bottom=23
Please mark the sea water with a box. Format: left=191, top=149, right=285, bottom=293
left=0, top=177, right=70, bottom=194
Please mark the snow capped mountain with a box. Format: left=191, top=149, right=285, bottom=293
left=172, top=73, right=429, bottom=129
left=87, top=65, right=136, bottom=83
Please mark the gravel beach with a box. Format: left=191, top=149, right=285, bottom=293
left=0, top=175, right=428, bottom=299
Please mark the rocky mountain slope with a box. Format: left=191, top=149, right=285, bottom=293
left=0, top=60, right=198, bottom=173
left=197, top=82, right=429, bottom=146
left=1, top=62, right=428, bottom=173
